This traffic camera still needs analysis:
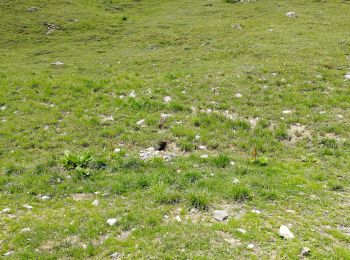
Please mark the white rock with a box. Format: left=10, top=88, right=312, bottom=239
left=129, top=90, right=136, bottom=98
left=1, top=208, right=11, bottom=213
left=175, top=215, right=182, bottom=222
left=345, top=73, right=350, bottom=80
left=114, top=148, right=121, bottom=153
left=23, top=204, right=33, bottom=210
left=237, top=228, right=247, bottom=234
left=51, top=61, right=64, bottom=66
left=230, top=161, right=235, bottom=166
left=233, top=178, right=240, bottom=184
left=21, top=227, right=31, bottom=232
left=136, top=119, right=145, bottom=126
left=235, top=93, right=242, bottom=98
left=282, top=110, right=293, bottom=114
left=195, top=134, right=201, bottom=140
left=286, top=12, right=296, bottom=18
left=251, top=209, right=261, bottom=214
left=198, top=145, right=207, bottom=150
left=213, top=210, right=228, bottom=221
left=40, top=195, right=51, bottom=201
left=247, top=244, right=254, bottom=249
left=337, top=114, right=344, bottom=119
left=279, top=225, right=295, bottom=239
left=107, top=218, right=118, bottom=226
left=92, top=200, right=99, bottom=206
left=300, top=247, right=311, bottom=256
left=3, top=251, right=14, bottom=256
left=110, top=252, right=121, bottom=259
left=1, top=106, right=6, bottom=110
left=164, top=96, right=172, bottom=102
left=160, top=113, right=172, bottom=119
left=200, top=154, right=208, bottom=159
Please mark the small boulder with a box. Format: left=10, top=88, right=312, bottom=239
left=279, top=225, right=294, bottom=239
left=286, top=12, right=296, bottom=18
left=213, top=210, right=228, bottom=221
left=300, top=247, right=311, bottom=257
left=107, top=218, right=118, bottom=226
left=27, top=7, right=39, bottom=13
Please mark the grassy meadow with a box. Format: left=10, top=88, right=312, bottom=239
left=1, top=0, right=350, bottom=258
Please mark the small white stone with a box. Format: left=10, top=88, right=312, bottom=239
left=251, top=209, right=261, bottom=214
left=164, top=96, right=172, bottom=102
left=200, top=154, right=208, bottom=159
left=107, top=218, right=118, bottom=226
left=40, top=195, right=51, bottom=201
left=3, top=251, right=14, bottom=256
left=163, top=214, right=169, bottom=219
left=230, top=161, right=235, bottom=166
left=1, top=106, right=6, bottom=110
left=23, top=204, right=33, bottom=210
left=51, top=61, right=64, bottom=66
left=175, top=215, right=182, bottom=222
left=282, top=110, right=293, bottom=114
left=213, top=210, right=228, bottom=221
left=247, top=244, right=254, bottom=250
left=279, top=225, right=295, bottom=239
left=345, top=73, right=350, bottom=80
left=237, top=228, right=247, bottom=234
left=235, top=93, right=242, bottom=98
left=195, top=134, right=200, bottom=140
left=114, top=148, right=121, bottom=153
left=21, top=227, right=31, bottom=232
left=1, top=208, right=11, bottom=213
left=337, top=114, right=344, bottom=119
left=136, top=119, right=145, bottom=126
left=129, top=90, right=136, bottom=98
left=92, top=200, right=99, bottom=206
left=110, top=252, right=121, bottom=259
left=198, top=145, right=206, bottom=150
left=233, top=178, right=240, bottom=184
left=286, top=11, right=296, bottom=18
left=319, top=111, right=326, bottom=114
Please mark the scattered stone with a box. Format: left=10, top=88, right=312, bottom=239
left=337, top=114, right=344, bottom=119
left=3, top=251, right=14, bottom=257
left=51, top=61, right=64, bottom=66
left=101, top=115, right=114, bottom=123
left=110, top=252, right=121, bottom=259
left=1, top=208, right=11, bottom=213
left=23, top=204, right=33, bottom=210
left=92, top=200, right=99, bottom=206
left=44, top=22, right=59, bottom=34
left=319, top=111, right=326, bottom=114
left=129, top=90, right=136, bottom=98
left=237, top=228, right=247, bottom=234
left=195, top=134, right=201, bottom=140
left=251, top=209, right=261, bottom=214
left=300, top=247, right=311, bottom=257
left=107, top=218, right=118, bottom=226
left=230, top=161, right=235, bottom=166
left=21, top=227, right=31, bottom=233
left=232, top=24, right=242, bottom=30
left=198, top=145, right=207, bottom=150
left=286, top=11, right=297, bottom=18
left=247, top=244, right=254, bottom=250
left=27, top=7, right=39, bottom=13
left=235, top=93, right=242, bottom=98
left=200, top=154, right=209, bottom=159
left=282, top=109, right=293, bottom=115
left=213, top=210, right=228, bottom=221
left=233, top=178, right=240, bottom=184
left=39, top=195, right=51, bottom=201
left=279, top=225, right=295, bottom=239
left=345, top=73, right=350, bottom=80
left=1, top=105, right=7, bottom=110
left=164, top=96, right=172, bottom=102
left=136, top=119, right=145, bottom=126
left=286, top=209, right=296, bottom=214
left=175, top=215, right=182, bottom=222
left=114, top=148, right=121, bottom=153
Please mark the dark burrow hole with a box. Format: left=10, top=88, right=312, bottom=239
left=156, top=141, right=167, bottom=151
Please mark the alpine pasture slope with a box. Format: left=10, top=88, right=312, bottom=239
left=1, top=0, right=350, bottom=258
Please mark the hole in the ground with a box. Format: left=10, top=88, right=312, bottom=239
left=157, top=141, right=167, bottom=151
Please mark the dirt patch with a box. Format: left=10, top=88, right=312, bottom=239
left=287, top=124, right=311, bottom=144
left=72, top=193, right=93, bottom=201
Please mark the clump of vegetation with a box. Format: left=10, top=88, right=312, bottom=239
left=225, top=185, right=251, bottom=201
left=187, top=190, right=210, bottom=210
left=60, top=150, right=92, bottom=176
left=211, top=155, right=231, bottom=168
left=252, top=156, right=268, bottom=166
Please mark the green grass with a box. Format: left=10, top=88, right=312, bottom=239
left=1, top=0, right=350, bottom=258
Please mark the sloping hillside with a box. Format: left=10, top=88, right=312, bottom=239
left=1, top=0, right=350, bottom=258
